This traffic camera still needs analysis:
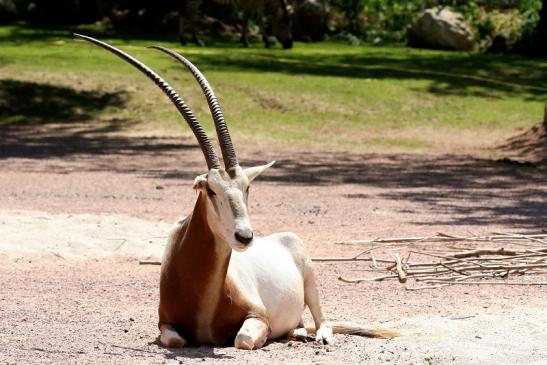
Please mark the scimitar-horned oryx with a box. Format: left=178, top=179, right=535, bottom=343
left=75, top=34, right=398, bottom=349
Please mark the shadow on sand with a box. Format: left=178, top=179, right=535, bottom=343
left=1, top=120, right=544, bottom=230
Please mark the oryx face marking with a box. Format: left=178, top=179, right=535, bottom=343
left=193, top=163, right=274, bottom=251
left=195, top=166, right=252, bottom=251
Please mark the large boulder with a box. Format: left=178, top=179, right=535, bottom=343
left=408, top=7, right=474, bottom=51
left=292, top=0, right=330, bottom=42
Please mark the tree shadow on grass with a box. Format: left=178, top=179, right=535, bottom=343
left=188, top=52, right=547, bottom=101
left=3, top=23, right=546, bottom=101
left=0, top=79, right=126, bottom=126
left=0, top=22, right=179, bottom=45
left=0, top=123, right=197, bottom=159
left=0, top=78, right=201, bottom=169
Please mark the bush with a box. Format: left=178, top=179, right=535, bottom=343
left=330, top=0, right=423, bottom=43
left=463, top=0, right=542, bottom=52
left=328, top=0, right=542, bottom=50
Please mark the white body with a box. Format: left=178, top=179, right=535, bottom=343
left=229, top=232, right=306, bottom=339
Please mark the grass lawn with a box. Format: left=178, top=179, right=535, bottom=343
left=1, top=23, right=546, bottom=155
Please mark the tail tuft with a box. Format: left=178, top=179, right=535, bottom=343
left=329, top=321, right=399, bottom=339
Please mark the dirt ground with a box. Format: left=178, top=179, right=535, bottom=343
left=1, top=124, right=546, bottom=364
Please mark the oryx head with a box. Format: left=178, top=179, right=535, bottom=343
left=75, top=35, right=274, bottom=251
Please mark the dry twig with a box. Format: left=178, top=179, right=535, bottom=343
left=336, top=232, right=547, bottom=289
left=392, top=253, right=407, bottom=283
left=139, top=260, right=161, bottom=265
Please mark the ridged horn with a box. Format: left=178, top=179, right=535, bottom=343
left=73, top=33, right=221, bottom=170
left=148, top=46, right=238, bottom=170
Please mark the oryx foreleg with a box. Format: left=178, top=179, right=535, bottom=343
left=303, top=263, right=334, bottom=345
left=234, top=316, right=270, bottom=350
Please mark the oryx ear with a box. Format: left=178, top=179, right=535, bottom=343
left=244, top=161, right=275, bottom=182
left=192, top=174, right=208, bottom=190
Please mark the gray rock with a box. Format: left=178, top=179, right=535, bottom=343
left=408, top=7, right=474, bottom=51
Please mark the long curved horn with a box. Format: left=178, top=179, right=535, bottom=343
left=73, top=34, right=221, bottom=170
left=148, top=46, right=238, bottom=170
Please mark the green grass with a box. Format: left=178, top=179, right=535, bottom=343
left=1, top=22, right=546, bottom=153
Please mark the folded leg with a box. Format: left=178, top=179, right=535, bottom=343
left=234, top=317, right=270, bottom=350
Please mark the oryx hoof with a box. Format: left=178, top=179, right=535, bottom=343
left=292, top=327, right=308, bottom=339
left=316, top=325, right=334, bottom=345
left=235, top=331, right=255, bottom=350
left=287, top=327, right=313, bottom=342
left=159, top=325, right=187, bottom=348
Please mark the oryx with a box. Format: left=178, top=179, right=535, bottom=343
left=75, top=34, right=397, bottom=349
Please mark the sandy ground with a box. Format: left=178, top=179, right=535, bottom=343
left=1, top=125, right=547, bottom=364
left=0, top=210, right=169, bottom=260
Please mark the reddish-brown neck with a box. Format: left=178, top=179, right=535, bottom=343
left=159, top=193, right=232, bottom=342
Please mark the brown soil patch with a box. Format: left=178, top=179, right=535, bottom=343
left=497, top=121, right=547, bottom=169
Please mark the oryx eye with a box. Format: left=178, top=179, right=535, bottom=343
left=246, top=186, right=250, bottom=194
left=207, top=188, right=216, bottom=196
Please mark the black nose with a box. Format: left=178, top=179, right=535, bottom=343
left=235, top=232, right=253, bottom=244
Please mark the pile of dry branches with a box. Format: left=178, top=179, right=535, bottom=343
left=327, top=233, right=547, bottom=290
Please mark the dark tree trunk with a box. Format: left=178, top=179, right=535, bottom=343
left=531, top=0, right=547, bottom=54
left=96, top=0, right=109, bottom=18
left=78, top=0, right=110, bottom=22
left=539, top=0, right=547, bottom=31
